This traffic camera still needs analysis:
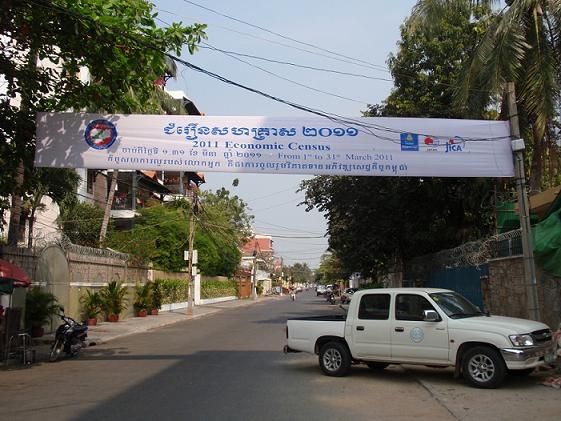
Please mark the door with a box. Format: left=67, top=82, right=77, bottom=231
left=391, top=294, right=450, bottom=364
left=348, top=293, right=392, bottom=359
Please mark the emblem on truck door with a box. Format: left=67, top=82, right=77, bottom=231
left=410, top=327, right=424, bottom=343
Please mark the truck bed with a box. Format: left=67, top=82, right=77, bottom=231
left=287, top=315, right=346, bottom=354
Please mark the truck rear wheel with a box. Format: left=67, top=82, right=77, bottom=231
left=462, top=346, right=506, bottom=389
left=319, top=341, right=351, bottom=377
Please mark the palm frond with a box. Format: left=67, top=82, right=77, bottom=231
left=519, top=22, right=559, bottom=138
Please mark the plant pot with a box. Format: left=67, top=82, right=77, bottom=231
left=136, top=309, right=147, bottom=317
left=150, top=309, right=159, bottom=316
left=30, top=326, right=44, bottom=338
left=107, top=314, right=119, bottom=323
left=87, top=317, right=98, bottom=326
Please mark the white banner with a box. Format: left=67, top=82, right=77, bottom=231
left=35, top=113, right=514, bottom=177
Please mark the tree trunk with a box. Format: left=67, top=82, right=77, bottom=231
left=529, top=125, right=544, bottom=195
left=99, top=170, right=118, bottom=245
left=27, top=207, right=36, bottom=248
left=7, top=160, right=25, bottom=246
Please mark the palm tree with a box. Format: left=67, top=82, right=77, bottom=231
left=410, top=0, right=561, bottom=193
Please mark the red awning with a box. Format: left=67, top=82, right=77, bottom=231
left=0, top=259, right=32, bottom=287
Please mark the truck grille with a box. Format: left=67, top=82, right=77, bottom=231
left=531, top=329, right=552, bottom=343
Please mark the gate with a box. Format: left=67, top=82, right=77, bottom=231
left=237, top=280, right=251, bottom=299
left=424, top=265, right=487, bottom=309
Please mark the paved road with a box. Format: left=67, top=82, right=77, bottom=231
left=1, top=291, right=559, bottom=420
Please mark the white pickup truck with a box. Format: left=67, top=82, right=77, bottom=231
left=284, top=288, right=556, bottom=388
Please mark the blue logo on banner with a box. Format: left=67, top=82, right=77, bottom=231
left=400, top=133, right=419, bottom=151
left=85, top=119, right=117, bottom=150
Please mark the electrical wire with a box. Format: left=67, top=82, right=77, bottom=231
left=199, top=44, right=395, bottom=83
left=155, top=11, right=391, bottom=73
left=180, top=0, right=389, bottom=72
left=26, top=0, right=510, bottom=143
left=200, top=41, right=370, bottom=106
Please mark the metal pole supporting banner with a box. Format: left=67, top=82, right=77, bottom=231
left=186, top=191, right=196, bottom=316
left=506, top=82, right=540, bottom=321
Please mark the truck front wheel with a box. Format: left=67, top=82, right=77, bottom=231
left=319, top=341, right=351, bottom=377
left=462, top=346, right=506, bottom=389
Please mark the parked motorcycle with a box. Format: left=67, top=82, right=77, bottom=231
left=326, top=291, right=336, bottom=304
left=49, top=307, right=88, bottom=362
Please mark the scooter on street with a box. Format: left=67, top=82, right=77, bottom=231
left=49, top=307, right=89, bottom=362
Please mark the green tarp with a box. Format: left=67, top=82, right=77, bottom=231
left=533, top=210, right=561, bottom=277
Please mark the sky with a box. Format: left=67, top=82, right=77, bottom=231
left=155, top=0, right=418, bottom=268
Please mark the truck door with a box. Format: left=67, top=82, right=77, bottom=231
left=348, top=293, right=391, bottom=358
left=391, top=294, right=449, bottom=363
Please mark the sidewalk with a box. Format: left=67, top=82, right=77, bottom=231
left=40, top=295, right=280, bottom=348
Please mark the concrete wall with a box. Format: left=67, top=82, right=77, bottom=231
left=487, top=256, right=561, bottom=330
left=150, top=269, right=189, bottom=281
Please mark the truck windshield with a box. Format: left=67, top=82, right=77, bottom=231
left=429, top=292, right=484, bottom=319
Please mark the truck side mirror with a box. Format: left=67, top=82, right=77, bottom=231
left=423, top=309, right=440, bottom=322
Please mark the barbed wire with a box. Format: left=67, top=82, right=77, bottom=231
left=407, top=229, right=523, bottom=276
left=31, top=230, right=131, bottom=261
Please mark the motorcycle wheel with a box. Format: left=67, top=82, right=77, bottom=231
left=70, top=338, right=80, bottom=357
left=49, top=339, right=64, bottom=362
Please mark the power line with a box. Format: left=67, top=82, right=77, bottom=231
left=200, top=41, right=370, bottom=106
left=156, top=10, right=390, bottom=73
left=199, top=43, right=395, bottom=83
left=180, top=0, right=389, bottom=72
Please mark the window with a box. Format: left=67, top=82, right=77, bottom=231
left=86, top=169, right=96, bottom=194
left=358, top=294, right=390, bottom=320
left=395, top=294, right=438, bottom=321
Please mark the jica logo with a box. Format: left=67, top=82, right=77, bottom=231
left=445, top=137, right=464, bottom=153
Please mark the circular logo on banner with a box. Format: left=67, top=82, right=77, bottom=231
left=410, top=327, right=424, bottom=343
left=85, top=119, right=117, bottom=150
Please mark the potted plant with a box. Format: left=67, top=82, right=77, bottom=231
left=133, top=282, right=150, bottom=317
left=25, top=287, right=59, bottom=337
left=79, top=289, right=102, bottom=326
left=100, top=280, right=128, bottom=322
left=149, top=281, right=162, bottom=315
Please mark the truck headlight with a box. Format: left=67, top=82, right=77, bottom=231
left=509, top=334, right=534, bottom=347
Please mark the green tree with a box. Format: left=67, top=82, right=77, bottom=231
left=302, top=8, right=495, bottom=279
left=59, top=197, right=106, bottom=247
left=106, top=200, right=189, bottom=272
left=24, top=168, right=81, bottom=247
left=315, top=253, right=348, bottom=284
left=1, top=0, right=206, bottom=245
left=284, top=262, right=314, bottom=284
left=106, top=189, right=252, bottom=276
left=410, top=0, right=561, bottom=192
left=197, top=188, right=253, bottom=276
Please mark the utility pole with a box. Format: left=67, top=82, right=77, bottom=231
left=506, top=82, right=540, bottom=321
left=252, top=252, right=258, bottom=300
left=186, top=190, right=197, bottom=315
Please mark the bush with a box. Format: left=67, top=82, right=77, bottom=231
left=133, top=282, right=151, bottom=312
left=255, top=282, right=263, bottom=296
left=150, top=281, right=163, bottom=311
left=25, top=287, right=59, bottom=330
left=156, top=279, right=189, bottom=304
left=79, top=289, right=102, bottom=319
left=100, top=280, right=128, bottom=318
left=201, top=279, right=237, bottom=299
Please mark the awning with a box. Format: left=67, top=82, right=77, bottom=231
left=0, top=259, right=32, bottom=288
